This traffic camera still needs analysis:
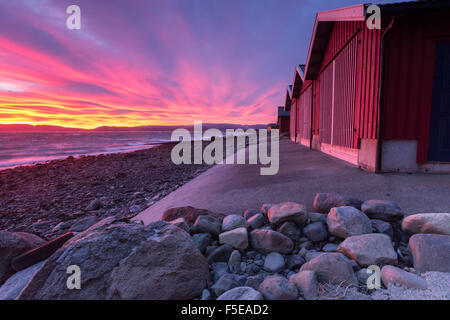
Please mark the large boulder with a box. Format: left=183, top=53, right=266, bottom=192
left=327, top=206, right=372, bottom=239
left=299, top=253, right=357, bottom=286
left=259, top=276, right=298, bottom=300
left=361, top=200, right=403, bottom=222
left=289, top=270, right=318, bottom=300
left=222, top=215, right=249, bottom=232
left=408, top=234, right=450, bottom=273
left=337, top=234, right=397, bottom=266
left=381, top=265, right=427, bottom=290
left=267, top=202, right=307, bottom=226
left=313, top=193, right=362, bottom=213
left=0, top=260, right=46, bottom=300
left=0, top=231, right=45, bottom=284
left=18, top=221, right=209, bottom=300
left=219, top=228, right=248, bottom=250
left=402, top=213, right=450, bottom=236
left=162, top=206, right=226, bottom=226
left=249, top=229, right=294, bottom=254
left=217, top=286, right=263, bottom=300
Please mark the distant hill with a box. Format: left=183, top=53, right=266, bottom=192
left=0, top=123, right=267, bottom=133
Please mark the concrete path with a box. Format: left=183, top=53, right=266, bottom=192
left=134, top=138, right=450, bottom=225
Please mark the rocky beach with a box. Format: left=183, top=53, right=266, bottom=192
left=1, top=190, right=449, bottom=300
left=0, top=142, right=211, bottom=240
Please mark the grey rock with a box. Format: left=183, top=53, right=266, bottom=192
left=308, top=212, right=328, bottom=224
left=248, top=213, right=266, bottom=229
left=322, top=243, right=339, bottom=252
left=402, top=213, right=450, bottom=236
left=0, top=260, right=46, bottom=300
left=211, top=274, right=240, bottom=297
left=409, top=233, right=450, bottom=273
left=264, top=252, right=285, bottom=272
left=0, top=231, right=45, bottom=284
left=300, top=253, right=358, bottom=286
left=299, top=240, right=314, bottom=250
left=361, top=200, right=403, bottom=222
left=327, top=206, right=372, bottom=238
left=289, top=271, right=318, bottom=300
left=217, top=286, right=263, bottom=300
left=86, top=198, right=103, bottom=211
left=371, top=219, right=394, bottom=238
left=31, top=221, right=51, bottom=233
left=192, top=233, right=212, bottom=253
left=244, top=274, right=265, bottom=290
left=52, top=222, right=70, bottom=232
left=268, top=202, right=308, bottom=226
left=70, top=216, right=98, bottom=232
left=381, top=265, right=427, bottom=290
left=286, top=254, right=305, bottom=270
left=222, top=215, right=249, bottom=232
left=337, top=233, right=397, bottom=266
left=219, top=227, right=248, bottom=250
left=19, top=221, right=209, bottom=300
left=303, top=222, right=328, bottom=242
left=313, top=193, right=362, bottom=213
left=356, top=268, right=370, bottom=286
left=259, top=275, right=298, bottom=300
left=207, top=244, right=234, bottom=263
left=201, top=289, right=212, bottom=300
left=249, top=229, right=294, bottom=254
left=192, top=215, right=221, bottom=236
left=277, top=221, right=301, bottom=240
left=212, top=262, right=229, bottom=282
left=228, top=250, right=241, bottom=273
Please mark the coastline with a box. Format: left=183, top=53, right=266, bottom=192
left=0, top=141, right=211, bottom=240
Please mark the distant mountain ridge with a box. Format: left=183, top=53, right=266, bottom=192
left=0, top=123, right=267, bottom=132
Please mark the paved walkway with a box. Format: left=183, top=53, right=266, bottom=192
left=134, top=138, right=450, bottom=225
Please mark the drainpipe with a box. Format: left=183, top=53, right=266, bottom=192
left=376, top=16, right=395, bottom=172
left=310, top=81, right=314, bottom=149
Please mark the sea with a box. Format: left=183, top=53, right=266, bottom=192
left=0, top=131, right=174, bottom=170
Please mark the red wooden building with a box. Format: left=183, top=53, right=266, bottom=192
left=286, top=1, right=450, bottom=172
left=277, top=106, right=290, bottom=133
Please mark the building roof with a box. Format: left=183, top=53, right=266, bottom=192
left=278, top=106, right=290, bottom=117
left=284, top=85, right=292, bottom=110
left=302, top=0, right=450, bottom=80
left=292, top=65, right=305, bottom=98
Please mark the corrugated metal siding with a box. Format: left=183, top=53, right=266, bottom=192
left=319, top=63, right=333, bottom=144
left=289, top=98, right=297, bottom=141
left=333, top=36, right=358, bottom=148
left=354, top=26, right=382, bottom=145
left=312, top=79, right=320, bottom=135
left=382, top=14, right=450, bottom=163
left=320, top=21, right=361, bottom=71
left=299, top=84, right=312, bottom=140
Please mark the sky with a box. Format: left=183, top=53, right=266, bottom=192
left=0, top=0, right=400, bottom=129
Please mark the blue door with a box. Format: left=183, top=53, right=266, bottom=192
left=428, top=41, right=450, bottom=162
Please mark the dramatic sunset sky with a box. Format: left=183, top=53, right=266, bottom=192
left=0, top=0, right=395, bottom=129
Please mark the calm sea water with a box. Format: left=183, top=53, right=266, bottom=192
left=0, top=131, right=174, bottom=170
